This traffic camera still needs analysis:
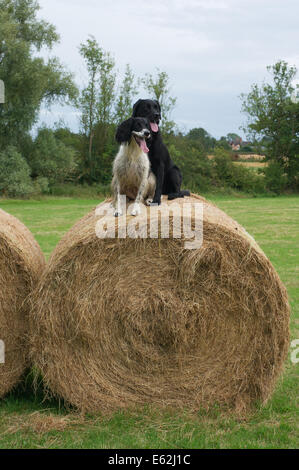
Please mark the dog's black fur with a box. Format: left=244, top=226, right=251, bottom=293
left=115, top=116, right=151, bottom=145
left=132, top=99, right=190, bottom=205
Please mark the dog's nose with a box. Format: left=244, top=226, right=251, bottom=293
left=154, top=113, right=160, bottom=119
left=144, top=130, right=150, bottom=137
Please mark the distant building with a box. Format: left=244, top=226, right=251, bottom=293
left=229, top=137, right=242, bottom=151
left=231, top=142, right=240, bottom=151
left=229, top=137, right=252, bottom=151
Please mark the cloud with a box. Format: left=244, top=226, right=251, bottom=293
left=37, top=0, right=299, bottom=137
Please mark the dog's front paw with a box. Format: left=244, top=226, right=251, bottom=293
left=131, top=203, right=141, bottom=216
left=114, top=209, right=123, bottom=217
left=150, top=198, right=161, bottom=206
left=145, top=198, right=153, bottom=206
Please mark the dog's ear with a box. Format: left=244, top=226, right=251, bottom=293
left=132, top=99, right=142, bottom=117
left=155, top=100, right=161, bottom=114
left=115, top=118, right=133, bottom=144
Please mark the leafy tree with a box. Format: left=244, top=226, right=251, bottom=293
left=141, top=68, right=177, bottom=134
left=213, top=148, right=265, bottom=193
left=226, top=133, right=241, bottom=143
left=33, top=176, right=50, bottom=194
left=0, top=0, right=77, bottom=149
left=78, top=37, right=104, bottom=177
left=216, top=136, right=231, bottom=150
left=165, top=133, right=214, bottom=191
left=241, top=145, right=253, bottom=152
left=78, top=37, right=116, bottom=182
left=187, top=128, right=208, bottom=140
left=0, top=146, right=34, bottom=197
left=186, top=127, right=216, bottom=152
left=264, top=161, right=287, bottom=194
left=54, top=127, right=82, bottom=152
left=29, top=128, right=77, bottom=185
left=95, top=49, right=116, bottom=159
left=115, top=64, right=139, bottom=123
left=241, top=60, right=299, bottom=189
left=97, top=51, right=116, bottom=127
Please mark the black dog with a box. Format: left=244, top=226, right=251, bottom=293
left=132, top=99, right=190, bottom=205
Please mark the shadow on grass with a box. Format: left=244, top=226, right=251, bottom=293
left=2, top=369, right=73, bottom=416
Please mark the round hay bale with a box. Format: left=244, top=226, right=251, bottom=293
left=0, top=209, right=45, bottom=398
left=29, top=195, right=290, bottom=413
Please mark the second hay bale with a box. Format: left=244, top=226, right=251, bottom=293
left=0, top=209, right=45, bottom=398
left=29, top=195, right=290, bottom=413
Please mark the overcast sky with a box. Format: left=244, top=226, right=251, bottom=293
left=37, top=0, right=299, bottom=138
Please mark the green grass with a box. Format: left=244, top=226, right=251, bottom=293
left=0, top=197, right=100, bottom=259
left=0, top=195, right=298, bottom=449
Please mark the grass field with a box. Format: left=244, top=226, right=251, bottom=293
left=0, top=195, right=298, bottom=449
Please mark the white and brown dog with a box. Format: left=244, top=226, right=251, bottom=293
left=112, top=117, right=156, bottom=217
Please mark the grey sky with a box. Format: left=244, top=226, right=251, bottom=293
left=37, top=0, right=299, bottom=138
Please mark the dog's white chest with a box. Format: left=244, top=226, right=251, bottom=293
left=115, top=146, right=149, bottom=181
left=125, top=157, right=147, bottom=179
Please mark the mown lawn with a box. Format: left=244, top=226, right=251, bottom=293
left=0, top=195, right=298, bottom=449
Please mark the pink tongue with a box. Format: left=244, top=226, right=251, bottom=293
left=150, top=122, right=159, bottom=132
left=139, top=139, right=149, bottom=153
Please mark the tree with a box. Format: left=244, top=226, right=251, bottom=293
left=216, top=136, right=231, bottom=150
left=241, top=60, right=299, bottom=189
left=114, top=64, right=139, bottom=123
left=97, top=51, right=116, bottom=127
left=141, top=69, right=177, bottom=134
left=226, top=133, right=241, bottom=143
left=78, top=37, right=116, bottom=182
left=0, top=146, right=34, bottom=197
left=29, top=128, right=77, bottom=185
left=0, top=0, right=77, bottom=149
left=78, top=37, right=104, bottom=178
left=96, top=48, right=116, bottom=158
left=186, top=127, right=216, bottom=152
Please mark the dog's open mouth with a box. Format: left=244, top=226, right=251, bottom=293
left=132, top=133, right=150, bottom=153
left=135, top=136, right=149, bottom=153
left=150, top=122, right=159, bottom=133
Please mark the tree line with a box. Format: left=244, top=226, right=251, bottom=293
left=0, top=0, right=299, bottom=197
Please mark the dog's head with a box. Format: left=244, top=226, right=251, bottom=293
left=132, top=99, right=161, bottom=133
left=115, top=117, right=151, bottom=153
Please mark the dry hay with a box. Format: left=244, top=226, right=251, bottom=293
left=1, top=411, right=83, bottom=436
left=0, top=209, right=45, bottom=398
left=238, top=154, right=266, bottom=161
left=234, top=162, right=268, bottom=168
left=29, top=195, right=290, bottom=414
